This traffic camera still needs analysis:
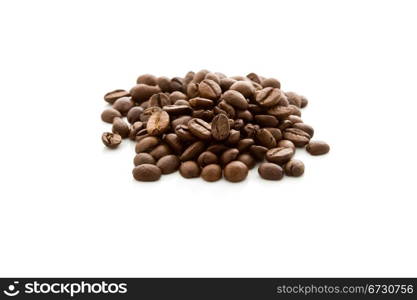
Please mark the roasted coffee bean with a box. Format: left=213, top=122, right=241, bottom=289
left=140, top=106, right=162, bottom=122
left=163, top=104, right=193, bottom=115
left=175, top=99, right=190, bottom=106
left=188, top=118, right=212, bottom=140
left=140, top=101, right=149, bottom=109
left=112, top=117, right=130, bottom=138
left=175, top=125, right=197, bottom=142
left=287, top=115, right=303, bottom=124
left=254, top=115, right=279, bottom=127
left=285, top=91, right=302, bottom=107
left=207, top=144, right=229, bottom=154
left=224, top=161, right=248, bottom=182
left=220, top=148, right=239, bottom=165
left=127, top=106, right=144, bottom=124
left=258, top=163, right=284, bottom=180
left=211, top=113, right=230, bottom=141
left=233, top=119, right=245, bottom=130
left=220, top=77, right=237, bottom=91
left=150, top=144, right=172, bottom=160
left=132, top=164, right=161, bottom=181
left=170, top=77, right=185, bottom=92
left=248, top=103, right=264, bottom=115
left=284, top=159, right=305, bottom=176
left=186, top=82, right=199, bottom=98
left=229, top=81, right=255, bottom=98
left=278, top=119, right=293, bottom=131
left=226, top=129, right=240, bottom=145
left=157, top=155, right=180, bottom=174
left=164, top=133, right=183, bottom=154
left=157, top=76, right=172, bottom=92
left=172, top=115, right=193, bottom=128
left=201, top=164, right=222, bottom=182
left=192, top=69, right=210, bottom=83
left=300, top=96, right=308, bottom=108
left=306, top=141, right=330, bottom=155
left=129, top=121, right=144, bottom=140
left=197, top=151, right=218, bottom=167
left=130, top=84, right=161, bottom=103
left=236, top=110, right=253, bottom=121
left=267, top=105, right=293, bottom=119
left=189, top=97, right=214, bottom=109
left=137, top=74, right=158, bottom=86
left=179, top=161, right=201, bottom=178
left=180, top=141, right=205, bottom=161
left=170, top=91, right=188, bottom=102
left=292, top=123, right=314, bottom=137
left=265, top=147, right=294, bottom=165
left=135, top=136, right=160, bottom=153
left=246, top=72, right=262, bottom=84
left=237, top=153, right=256, bottom=169
left=192, top=109, right=214, bottom=121
left=149, top=93, right=171, bottom=107
left=256, top=128, right=277, bottom=149
left=265, top=128, right=282, bottom=142
left=237, top=138, right=255, bottom=152
left=184, top=71, right=195, bottom=86
left=277, top=139, right=296, bottom=150
left=218, top=100, right=236, bottom=118
left=283, top=128, right=311, bottom=147
left=198, top=79, right=222, bottom=99
left=255, top=87, right=281, bottom=107
left=112, top=98, right=132, bottom=115
left=101, top=108, right=122, bottom=123
left=288, top=104, right=301, bottom=117
left=243, top=123, right=259, bottom=138
left=134, top=153, right=155, bottom=166
left=222, top=90, right=248, bottom=110
left=147, top=111, right=170, bottom=136
left=104, top=89, right=130, bottom=104
left=261, top=78, right=281, bottom=89
left=204, top=72, right=220, bottom=84
left=102, top=132, right=122, bottom=149
left=134, top=128, right=149, bottom=142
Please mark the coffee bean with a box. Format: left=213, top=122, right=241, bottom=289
left=287, top=115, right=303, bottom=124
left=101, top=108, right=122, bottom=123
left=206, top=144, right=229, bottom=155
left=171, top=115, right=192, bottom=129
left=283, top=128, right=311, bottom=147
left=255, top=87, right=281, bottom=107
left=147, top=111, right=170, bottom=136
left=217, top=100, right=236, bottom=118
left=157, top=76, right=172, bottom=92
left=226, top=129, right=240, bottom=145
left=267, top=105, right=293, bottom=119
left=189, top=97, right=214, bottom=109
left=192, top=69, right=210, bottom=83
left=157, top=155, right=180, bottom=174
left=250, top=145, right=268, bottom=161
left=188, top=118, right=212, bottom=140
left=175, top=99, right=190, bottom=106
left=140, top=106, right=162, bottom=122
left=211, top=113, right=230, bottom=141
left=204, top=72, right=221, bottom=84
left=265, top=128, right=282, bottom=142
left=104, top=89, right=130, bottom=104
left=134, top=153, right=155, bottom=166
left=258, top=163, right=284, bottom=180
left=112, top=117, right=130, bottom=138
left=300, top=96, right=308, bottom=108
left=179, top=161, right=201, bottom=178
left=285, top=91, right=302, bottom=107
left=135, top=136, right=160, bottom=153
left=224, top=161, right=248, bottom=182
left=237, top=138, right=255, bottom=152
left=164, top=133, right=183, bottom=154
left=175, top=125, right=197, bottom=142
left=237, top=153, right=256, bottom=169
left=248, top=103, right=263, bottom=115
left=261, top=78, right=281, bottom=89
left=246, top=72, right=262, bottom=84
left=198, top=79, right=222, bottom=99
left=256, top=128, right=277, bottom=149
left=197, top=151, right=218, bottom=167
left=186, top=82, right=199, bottom=98
left=278, top=119, right=293, bottom=131
left=254, top=115, right=279, bottom=127
left=180, top=141, right=205, bottom=161
left=149, top=93, right=171, bottom=107
left=306, top=141, right=330, bottom=155
left=134, top=128, right=149, bottom=142
left=102, top=132, right=122, bottom=149
left=137, top=74, right=158, bottom=85
left=192, top=109, right=214, bottom=122
left=220, top=77, right=237, bottom=91
left=201, top=164, right=222, bottom=182
left=132, top=164, right=161, bottom=181
left=236, top=110, right=253, bottom=121
left=229, top=81, right=255, bottom=98
left=130, top=84, right=161, bottom=103
left=292, top=123, right=314, bottom=137
left=170, top=77, right=185, bottom=92
left=163, top=104, right=193, bottom=115
left=242, top=123, right=259, bottom=138
left=284, top=159, right=305, bottom=176
left=129, top=121, right=144, bottom=140
left=265, top=147, right=294, bottom=165
left=233, top=119, right=245, bottom=130
left=222, top=90, right=248, bottom=110
left=288, top=104, right=302, bottom=117
left=170, top=91, right=188, bottom=102
left=127, top=106, right=144, bottom=124
left=277, top=139, right=295, bottom=150
left=220, top=148, right=239, bottom=165
left=184, top=71, right=195, bottom=86
left=150, top=144, right=172, bottom=160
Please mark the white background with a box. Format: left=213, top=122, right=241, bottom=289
left=0, top=0, right=416, bottom=277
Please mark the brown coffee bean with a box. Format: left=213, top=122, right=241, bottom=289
left=180, top=141, right=205, bottom=161
left=206, top=144, right=229, bottom=155
left=163, top=104, right=193, bottom=115
left=127, top=106, right=144, bottom=124
left=102, top=132, right=122, bottom=149
left=149, top=93, right=171, bottom=107
left=222, top=90, right=248, bottom=110
left=201, top=164, right=222, bottom=182
left=236, top=110, right=253, bottom=121
left=198, top=79, right=222, bottom=99
left=301, top=96, right=308, bottom=108
left=189, top=97, right=214, bottom=109
left=220, top=77, right=237, bottom=91
left=147, top=111, right=170, bottom=136
left=184, top=71, right=195, bottom=86
left=288, top=105, right=302, bottom=117
left=306, top=141, right=330, bottom=155
left=172, top=115, right=193, bottom=129
left=217, top=100, right=236, bottom=118
left=237, top=138, right=255, bottom=152
left=229, top=81, right=255, bottom=98
left=136, top=74, right=158, bottom=85
left=192, top=109, right=214, bottom=121
left=112, top=98, right=132, bottom=113
left=134, top=128, right=149, bottom=142
left=237, top=153, right=256, bottom=169
left=134, top=153, right=155, bottom=166
left=188, top=118, right=212, bottom=140
left=204, top=72, right=220, bottom=84
left=169, top=91, right=188, bottom=102
left=150, top=144, right=172, bottom=160
left=186, top=82, right=199, bottom=98
left=132, top=164, right=161, bottom=181
left=233, top=119, right=245, bottom=130
left=287, top=115, right=303, bottom=124
left=246, top=72, right=262, bottom=84
left=101, top=108, right=122, bottom=123
left=197, top=151, right=218, bottom=167
left=164, top=133, right=183, bottom=154
left=135, top=136, right=160, bottom=153
left=248, top=103, right=263, bottom=115
left=175, top=125, right=196, bottom=142
left=220, top=148, right=239, bottom=165
left=129, top=121, right=144, bottom=140
left=267, top=105, right=293, bottom=119
left=179, top=161, right=201, bottom=178
left=285, top=159, right=305, bottom=177
left=130, top=84, right=161, bottom=103
left=265, top=147, right=294, bottom=165
left=265, top=128, right=282, bottom=142
left=243, top=123, right=259, bottom=138
left=140, top=101, right=149, bottom=109
left=292, top=123, right=314, bottom=137
left=104, top=89, right=130, bottom=104
left=170, top=77, right=185, bottom=92
left=258, top=163, right=284, bottom=180
left=157, top=155, right=180, bottom=174
left=250, top=145, right=267, bottom=161
left=283, top=128, right=311, bottom=147
left=112, top=117, right=130, bottom=138
left=285, top=91, right=302, bottom=107
left=211, top=113, right=230, bottom=141
left=157, top=76, right=172, bottom=92
left=140, top=106, right=162, bottom=122
left=175, top=99, right=190, bottom=106
left=256, top=128, right=277, bottom=149
left=254, top=115, right=279, bottom=127
left=226, top=129, right=240, bottom=145
left=255, top=87, right=281, bottom=107
left=261, top=78, right=281, bottom=89
left=277, top=139, right=296, bottom=150
left=192, top=69, right=210, bottom=83
left=224, top=161, right=248, bottom=182
left=278, top=119, right=293, bottom=131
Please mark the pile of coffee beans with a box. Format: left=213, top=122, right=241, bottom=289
left=101, top=70, right=330, bottom=182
